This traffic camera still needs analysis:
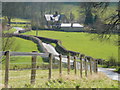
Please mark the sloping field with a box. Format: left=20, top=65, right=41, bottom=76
left=2, top=37, right=43, bottom=69
left=23, top=30, right=118, bottom=62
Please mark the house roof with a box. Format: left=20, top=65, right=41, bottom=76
left=45, top=14, right=60, bottom=21
left=45, top=14, right=53, bottom=21
left=61, top=23, right=84, bottom=28
left=72, top=23, right=84, bottom=27
left=61, top=23, right=71, bottom=27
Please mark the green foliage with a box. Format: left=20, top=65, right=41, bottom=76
left=115, top=66, right=120, bottom=73
left=11, top=24, right=29, bottom=27
left=11, top=18, right=30, bottom=22
left=98, top=6, right=117, bottom=23
left=84, top=11, right=94, bottom=25
left=108, top=56, right=118, bottom=66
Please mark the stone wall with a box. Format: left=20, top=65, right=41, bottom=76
left=35, top=36, right=80, bottom=56
left=4, top=33, right=80, bottom=56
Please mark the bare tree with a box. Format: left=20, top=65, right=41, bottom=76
left=2, top=36, right=18, bottom=51
left=2, top=2, right=18, bottom=25
left=93, top=2, right=119, bottom=41
left=80, top=2, right=119, bottom=37
left=80, top=2, right=95, bottom=25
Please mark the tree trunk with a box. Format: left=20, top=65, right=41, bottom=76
left=7, top=17, right=11, bottom=25
left=84, top=10, right=93, bottom=25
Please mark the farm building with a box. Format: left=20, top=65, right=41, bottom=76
left=32, top=11, right=84, bottom=31
left=44, top=12, right=84, bottom=31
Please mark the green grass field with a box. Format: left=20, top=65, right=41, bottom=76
left=23, top=30, right=118, bottom=62
left=10, top=37, right=42, bottom=66
left=1, top=3, right=119, bottom=88
left=2, top=25, right=118, bottom=70
left=3, top=28, right=16, bottom=33
left=1, top=2, right=119, bottom=88
left=2, top=36, right=39, bottom=52
left=2, top=36, right=43, bottom=69
left=4, top=29, right=118, bottom=68
left=11, top=18, right=30, bottom=23
left=13, top=37, right=38, bottom=52
left=2, top=69, right=118, bottom=88
left=1, top=31, right=119, bottom=88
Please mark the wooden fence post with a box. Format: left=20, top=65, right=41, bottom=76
left=102, top=60, right=105, bottom=66
left=74, top=56, right=77, bottom=75
left=101, top=59, right=103, bottom=65
left=76, top=86, right=79, bottom=90
left=67, top=55, right=70, bottom=75
left=93, top=59, right=98, bottom=73
left=102, top=59, right=105, bottom=66
left=4, top=51, right=10, bottom=88
left=31, top=51, right=37, bottom=85
left=85, top=57, right=87, bottom=77
left=89, top=57, right=92, bottom=75
left=93, top=59, right=96, bottom=73
left=80, top=54, right=84, bottom=78
left=95, top=59, right=98, bottom=73
left=49, top=53, right=53, bottom=80
left=59, top=54, right=62, bottom=77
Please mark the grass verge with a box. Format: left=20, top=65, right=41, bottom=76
left=2, top=69, right=118, bottom=88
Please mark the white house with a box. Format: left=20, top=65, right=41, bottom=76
left=45, top=14, right=60, bottom=22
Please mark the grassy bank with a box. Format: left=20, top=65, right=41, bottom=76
left=2, top=28, right=118, bottom=70
left=13, top=37, right=38, bottom=52
left=2, top=69, right=118, bottom=88
left=2, top=36, right=39, bottom=53
left=23, top=30, right=118, bottom=62
left=2, top=36, right=43, bottom=69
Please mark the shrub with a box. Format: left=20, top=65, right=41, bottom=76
left=108, top=56, right=117, bottom=66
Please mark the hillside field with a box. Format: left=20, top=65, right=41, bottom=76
left=2, top=28, right=118, bottom=69
left=23, top=30, right=118, bottom=62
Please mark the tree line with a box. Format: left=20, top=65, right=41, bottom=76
left=2, top=2, right=120, bottom=35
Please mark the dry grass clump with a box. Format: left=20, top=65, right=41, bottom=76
left=87, top=72, right=109, bottom=80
